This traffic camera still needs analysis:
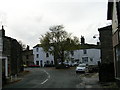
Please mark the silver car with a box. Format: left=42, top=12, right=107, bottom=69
left=76, top=64, right=88, bottom=73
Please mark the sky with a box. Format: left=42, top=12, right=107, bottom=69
left=0, top=0, right=111, bottom=49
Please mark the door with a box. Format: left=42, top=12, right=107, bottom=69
left=40, top=60, right=43, bottom=67
left=36, top=61, right=39, bottom=65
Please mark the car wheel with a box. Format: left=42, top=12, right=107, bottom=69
left=76, top=71, right=78, bottom=73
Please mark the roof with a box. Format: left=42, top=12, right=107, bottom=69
left=98, top=25, right=112, bottom=31
left=79, top=44, right=100, bottom=49
left=33, top=43, right=100, bottom=50
left=23, top=49, right=33, bottom=52
left=33, top=44, right=42, bottom=48
left=4, top=36, right=16, bottom=41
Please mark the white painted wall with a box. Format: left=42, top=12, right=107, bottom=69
left=73, top=49, right=101, bottom=65
left=33, top=46, right=101, bottom=67
left=33, top=47, right=54, bottom=67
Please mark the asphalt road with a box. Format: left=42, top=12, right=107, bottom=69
left=3, top=67, right=82, bottom=88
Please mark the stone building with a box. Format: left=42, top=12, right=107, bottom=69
left=22, top=45, right=34, bottom=66
left=0, top=26, right=2, bottom=89
left=98, top=25, right=115, bottom=82
left=107, top=0, right=120, bottom=86
left=0, top=26, right=23, bottom=85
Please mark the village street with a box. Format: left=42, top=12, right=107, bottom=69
left=3, top=67, right=83, bottom=88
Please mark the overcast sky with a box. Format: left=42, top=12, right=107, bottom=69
left=0, top=0, right=111, bottom=49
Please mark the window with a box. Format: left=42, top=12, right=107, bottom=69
left=90, top=58, right=93, bottom=62
left=26, top=61, right=29, bottom=65
left=46, top=60, right=50, bottom=64
left=26, top=55, right=29, bottom=59
left=36, top=48, right=39, bottom=52
left=115, top=45, right=120, bottom=79
left=83, top=49, right=87, bottom=54
left=0, top=38, right=2, bottom=51
left=46, top=53, right=49, bottom=57
left=36, top=54, right=39, bottom=58
left=51, top=61, right=53, bottom=64
left=75, top=59, right=79, bottom=63
left=71, top=51, right=74, bottom=56
left=82, top=57, right=88, bottom=63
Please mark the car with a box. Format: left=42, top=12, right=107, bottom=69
left=44, top=64, right=55, bottom=67
left=56, top=62, right=70, bottom=69
left=23, top=64, right=27, bottom=68
left=28, top=65, right=40, bottom=67
left=73, top=62, right=79, bottom=66
left=76, top=63, right=88, bottom=73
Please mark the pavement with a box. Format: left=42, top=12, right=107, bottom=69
left=5, top=70, right=30, bottom=85
left=78, top=72, right=119, bottom=88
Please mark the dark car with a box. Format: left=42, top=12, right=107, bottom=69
left=44, top=64, right=55, bottom=67
left=56, top=62, right=70, bottom=69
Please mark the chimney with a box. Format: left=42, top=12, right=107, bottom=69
left=81, top=36, right=85, bottom=45
left=0, top=25, right=5, bottom=37
left=26, top=45, right=30, bottom=50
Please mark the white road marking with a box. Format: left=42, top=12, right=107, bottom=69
left=40, top=69, right=50, bottom=84
left=41, top=79, right=49, bottom=84
left=43, top=69, right=51, bottom=79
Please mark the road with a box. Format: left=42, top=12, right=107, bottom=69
left=3, top=67, right=82, bottom=88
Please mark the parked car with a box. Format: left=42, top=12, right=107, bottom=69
left=73, top=62, right=79, bottom=66
left=56, top=62, right=70, bottom=69
left=76, top=63, right=88, bottom=73
left=44, top=64, right=55, bottom=67
left=28, top=65, right=40, bottom=67
left=23, top=64, right=27, bottom=68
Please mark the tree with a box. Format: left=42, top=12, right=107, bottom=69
left=40, top=25, right=80, bottom=67
left=18, top=41, right=26, bottom=51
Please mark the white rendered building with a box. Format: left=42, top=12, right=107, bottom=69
left=68, top=49, right=101, bottom=65
left=33, top=45, right=54, bottom=67
left=33, top=44, right=101, bottom=67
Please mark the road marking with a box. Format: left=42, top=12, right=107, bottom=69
left=43, top=70, right=50, bottom=79
left=41, top=79, right=48, bottom=84
left=41, top=69, right=50, bottom=84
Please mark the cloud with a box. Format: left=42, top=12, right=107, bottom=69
left=0, top=0, right=108, bottom=48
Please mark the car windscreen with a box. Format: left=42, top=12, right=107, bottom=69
left=78, top=65, right=86, bottom=67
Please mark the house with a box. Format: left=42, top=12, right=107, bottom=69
left=33, top=44, right=54, bottom=67
left=98, top=25, right=115, bottom=82
left=0, top=27, right=2, bottom=89
left=68, top=48, right=100, bottom=66
left=107, top=0, right=120, bottom=86
left=0, top=26, right=23, bottom=85
left=33, top=37, right=100, bottom=67
left=22, top=45, right=34, bottom=66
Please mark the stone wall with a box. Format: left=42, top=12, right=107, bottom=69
left=22, top=50, right=34, bottom=66
left=3, top=36, right=23, bottom=75
left=0, top=57, right=2, bottom=89
left=98, top=25, right=115, bottom=82
left=98, top=25, right=114, bottom=64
